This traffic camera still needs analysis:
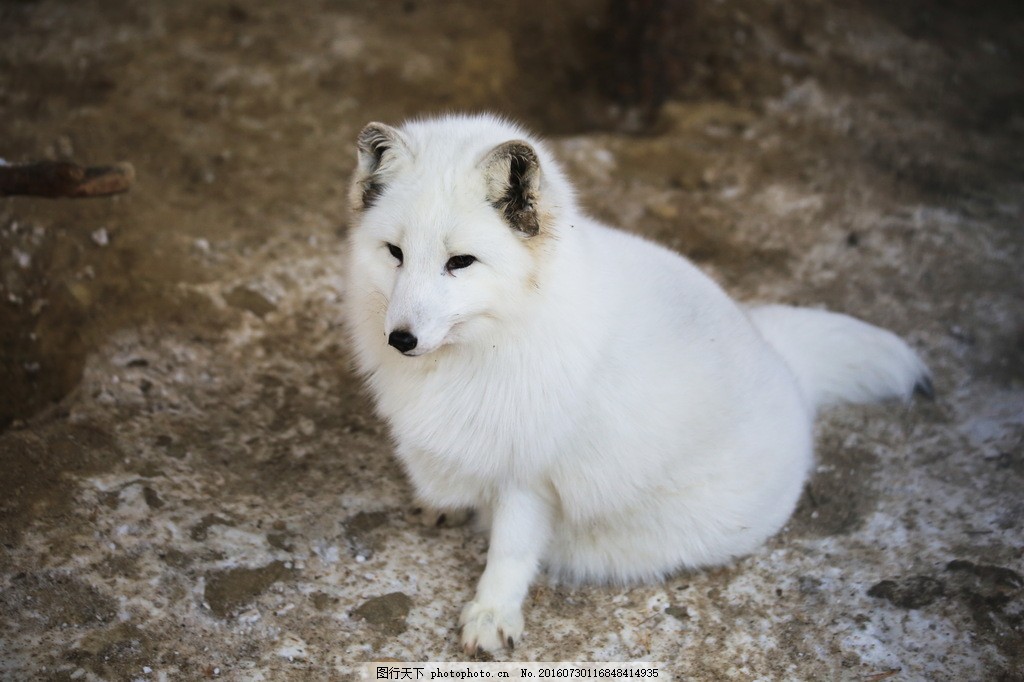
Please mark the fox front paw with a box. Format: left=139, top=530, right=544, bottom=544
left=459, top=600, right=523, bottom=655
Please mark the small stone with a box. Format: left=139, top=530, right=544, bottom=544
left=665, top=605, right=689, bottom=621
left=13, top=248, right=30, bottom=268
left=142, top=487, right=163, bottom=509
left=225, top=286, right=276, bottom=318
left=203, top=561, right=293, bottom=618
left=310, top=592, right=332, bottom=611
left=868, top=575, right=945, bottom=609
left=352, top=592, right=412, bottom=635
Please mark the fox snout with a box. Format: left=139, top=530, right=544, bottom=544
left=388, top=329, right=418, bottom=354
left=384, top=277, right=456, bottom=357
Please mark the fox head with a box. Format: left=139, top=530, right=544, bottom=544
left=345, top=115, right=569, bottom=359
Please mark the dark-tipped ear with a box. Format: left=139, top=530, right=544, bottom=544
left=352, top=122, right=404, bottom=211
left=482, top=140, right=542, bottom=237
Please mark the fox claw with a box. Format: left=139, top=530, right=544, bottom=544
left=459, top=601, right=523, bottom=654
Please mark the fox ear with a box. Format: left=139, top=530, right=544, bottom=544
left=351, top=122, right=405, bottom=211
left=482, top=140, right=542, bottom=237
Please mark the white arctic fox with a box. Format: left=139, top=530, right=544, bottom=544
left=343, top=113, right=930, bottom=654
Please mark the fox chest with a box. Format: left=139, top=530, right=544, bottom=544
left=372, top=363, right=571, bottom=485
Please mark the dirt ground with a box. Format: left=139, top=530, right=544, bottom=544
left=1, top=0, right=1022, bottom=680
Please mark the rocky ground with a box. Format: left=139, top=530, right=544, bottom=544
left=1, top=1, right=1022, bottom=680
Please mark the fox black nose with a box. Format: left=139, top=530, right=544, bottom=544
left=388, top=330, right=418, bottom=353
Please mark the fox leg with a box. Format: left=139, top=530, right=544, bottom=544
left=459, top=487, right=551, bottom=654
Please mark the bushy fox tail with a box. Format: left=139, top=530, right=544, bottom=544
left=748, top=304, right=932, bottom=411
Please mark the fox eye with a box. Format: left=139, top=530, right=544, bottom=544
left=446, top=254, right=476, bottom=272
left=386, top=243, right=403, bottom=265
